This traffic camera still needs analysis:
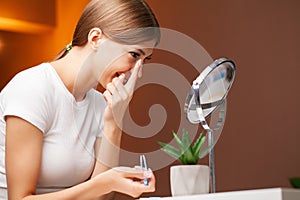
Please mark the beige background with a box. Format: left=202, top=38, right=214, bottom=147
left=0, top=0, right=299, bottom=199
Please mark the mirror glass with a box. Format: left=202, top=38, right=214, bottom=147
left=184, top=58, right=236, bottom=124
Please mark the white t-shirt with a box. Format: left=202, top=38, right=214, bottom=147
left=0, top=63, right=106, bottom=197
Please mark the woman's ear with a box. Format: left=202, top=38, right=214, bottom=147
left=88, top=27, right=104, bottom=50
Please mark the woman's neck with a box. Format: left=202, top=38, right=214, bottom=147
left=50, top=46, right=98, bottom=102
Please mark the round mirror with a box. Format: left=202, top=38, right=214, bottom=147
left=184, top=58, right=236, bottom=125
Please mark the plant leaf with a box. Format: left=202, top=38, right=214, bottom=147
left=193, top=134, right=206, bottom=158
left=181, top=129, right=197, bottom=164
left=172, top=131, right=184, bottom=151
left=290, top=177, right=300, bottom=189
left=192, top=131, right=204, bottom=151
left=178, top=154, right=186, bottom=164
left=158, top=129, right=205, bottom=165
left=158, top=141, right=181, bottom=160
left=198, top=144, right=213, bottom=159
left=182, top=129, right=191, bottom=150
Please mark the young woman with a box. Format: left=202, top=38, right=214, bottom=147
left=0, top=0, right=160, bottom=199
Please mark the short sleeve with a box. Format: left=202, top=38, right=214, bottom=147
left=0, top=69, right=51, bottom=133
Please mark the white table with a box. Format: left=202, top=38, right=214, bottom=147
left=140, top=188, right=300, bottom=200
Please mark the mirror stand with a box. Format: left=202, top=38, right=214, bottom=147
left=195, top=100, right=226, bottom=193
left=208, top=129, right=216, bottom=193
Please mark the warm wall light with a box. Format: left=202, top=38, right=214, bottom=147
left=0, top=17, right=54, bottom=34
left=0, top=37, right=3, bottom=53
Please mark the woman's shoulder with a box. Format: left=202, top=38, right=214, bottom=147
left=3, top=63, right=54, bottom=92
left=0, top=63, right=56, bottom=132
left=11, top=63, right=51, bottom=83
left=0, top=63, right=56, bottom=103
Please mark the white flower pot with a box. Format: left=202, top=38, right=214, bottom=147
left=170, top=165, right=210, bottom=196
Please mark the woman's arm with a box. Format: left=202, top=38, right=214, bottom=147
left=91, top=60, right=145, bottom=200
left=6, top=116, right=154, bottom=200
left=5, top=116, right=110, bottom=200
left=95, top=60, right=143, bottom=175
left=91, top=128, right=122, bottom=200
left=93, top=62, right=143, bottom=169
left=5, top=116, right=43, bottom=199
left=92, top=123, right=122, bottom=177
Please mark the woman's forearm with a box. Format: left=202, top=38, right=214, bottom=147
left=103, top=121, right=122, bottom=148
left=91, top=121, right=122, bottom=182
left=95, top=121, right=122, bottom=173
left=21, top=173, right=111, bottom=200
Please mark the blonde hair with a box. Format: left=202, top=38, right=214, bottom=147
left=55, top=0, right=160, bottom=60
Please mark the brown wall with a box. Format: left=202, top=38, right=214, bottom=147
left=1, top=0, right=300, bottom=199
left=120, top=0, right=300, bottom=198
left=144, top=0, right=300, bottom=196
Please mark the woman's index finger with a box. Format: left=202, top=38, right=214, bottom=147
left=125, top=59, right=142, bottom=88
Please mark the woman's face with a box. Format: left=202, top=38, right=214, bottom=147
left=93, top=39, right=155, bottom=88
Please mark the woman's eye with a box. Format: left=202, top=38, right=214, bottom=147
left=143, top=57, right=152, bottom=64
left=129, top=52, right=140, bottom=59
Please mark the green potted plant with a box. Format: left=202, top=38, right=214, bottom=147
left=290, top=177, right=300, bottom=189
left=158, top=129, right=210, bottom=196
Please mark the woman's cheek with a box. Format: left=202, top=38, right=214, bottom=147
left=98, top=72, right=110, bottom=89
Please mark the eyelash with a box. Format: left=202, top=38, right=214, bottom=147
left=129, top=52, right=152, bottom=62
left=130, top=52, right=140, bottom=58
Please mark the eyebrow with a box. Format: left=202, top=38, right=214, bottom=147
left=137, top=49, right=146, bottom=55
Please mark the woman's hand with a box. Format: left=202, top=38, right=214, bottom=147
left=103, top=60, right=142, bottom=129
left=101, top=166, right=155, bottom=198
